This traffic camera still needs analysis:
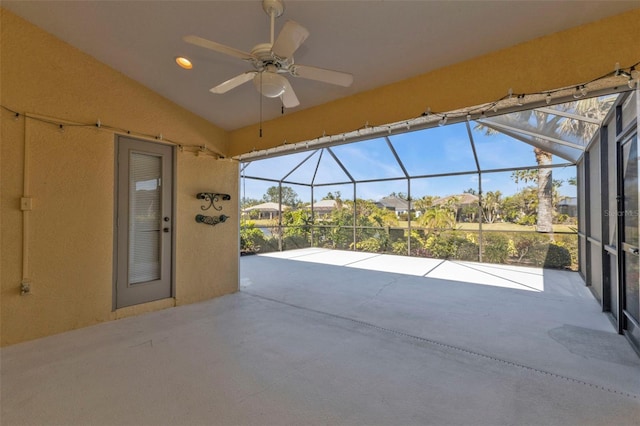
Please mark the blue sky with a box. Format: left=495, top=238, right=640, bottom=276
left=241, top=121, right=577, bottom=203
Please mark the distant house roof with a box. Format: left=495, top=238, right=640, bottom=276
left=432, top=193, right=479, bottom=207
left=242, top=202, right=290, bottom=212
left=308, top=199, right=339, bottom=211
left=376, top=196, right=409, bottom=211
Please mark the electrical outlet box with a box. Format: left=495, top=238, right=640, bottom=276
left=21, top=197, right=32, bottom=211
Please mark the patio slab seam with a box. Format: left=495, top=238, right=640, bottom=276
left=422, top=259, right=447, bottom=277
left=273, top=248, right=331, bottom=259
left=446, top=260, right=543, bottom=292
left=342, top=253, right=383, bottom=266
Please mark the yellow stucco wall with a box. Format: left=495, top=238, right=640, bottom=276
left=228, top=8, right=640, bottom=157
left=1, top=9, right=238, bottom=346
left=2, top=6, right=639, bottom=345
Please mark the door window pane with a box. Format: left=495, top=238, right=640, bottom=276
left=624, top=253, right=639, bottom=322
left=129, top=152, right=162, bottom=284
left=623, top=136, right=639, bottom=321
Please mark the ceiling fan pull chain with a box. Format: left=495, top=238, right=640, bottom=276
left=259, top=73, right=263, bottom=138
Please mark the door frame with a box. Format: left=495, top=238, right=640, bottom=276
left=617, top=129, right=640, bottom=350
left=112, top=135, right=177, bottom=310
left=615, top=91, right=640, bottom=355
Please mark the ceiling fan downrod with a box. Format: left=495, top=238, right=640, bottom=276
left=263, top=0, right=285, bottom=45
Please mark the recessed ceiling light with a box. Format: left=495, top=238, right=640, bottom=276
left=175, top=57, right=193, bottom=70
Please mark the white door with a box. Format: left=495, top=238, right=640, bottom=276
left=115, top=136, right=173, bottom=308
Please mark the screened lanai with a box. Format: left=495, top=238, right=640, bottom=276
left=240, top=94, right=619, bottom=270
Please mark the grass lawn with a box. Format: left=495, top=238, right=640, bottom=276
left=246, top=219, right=280, bottom=227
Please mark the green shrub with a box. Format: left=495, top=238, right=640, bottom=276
left=283, top=234, right=310, bottom=250
left=517, top=215, right=536, bottom=226
left=483, top=233, right=510, bottom=263
left=551, top=235, right=578, bottom=270
left=314, top=226, right=352, bottom=249
left=389, top=228, right=405, bottom=243
left=353, top=237, right=382, bottom=252
left=331, top=227, right=354, bottom=250
left=511, top=233, right=550, bottom=265
left=240, top=222, right=267, bottom=253
left=425, top=234, right=457, bottom=259
left=543, top=243, right=572, bottom=269
left=414, top=232, right=479, bottom=261
left=392, top=231, right=424, bottom=256
left=392, top=240, right=408, bottom=255
left=455, top=237, right=480, bottom=261
left=259, top=236, right=280, bottom=253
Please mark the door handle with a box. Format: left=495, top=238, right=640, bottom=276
left=631, top=248, right=639, bottom=255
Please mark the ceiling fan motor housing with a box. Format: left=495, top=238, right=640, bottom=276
left=262, top=0, right=285, bottom=18
left=251, top=43, right=276, bottom=63
left=251, top=43, right=292, bottom=72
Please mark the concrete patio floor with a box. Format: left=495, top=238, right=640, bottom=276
left=2, top=248, right=639, bottom=425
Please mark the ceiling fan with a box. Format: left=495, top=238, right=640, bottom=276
left=184, top=0, right=353, bottom=108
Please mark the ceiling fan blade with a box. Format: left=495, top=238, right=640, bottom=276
left=292, top=65, right=353, bottom=87
left=183, top=35, right=254, bottom=61
left=281, top=77, right=300, bottom=108
left=272, top=20, right=309, bottom=59
left=210, top=72, right=256, bottom=94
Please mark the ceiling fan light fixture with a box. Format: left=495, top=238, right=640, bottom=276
left=253, top=72, right=287, bottom=98
left=175, top=57, right=193, bottom=69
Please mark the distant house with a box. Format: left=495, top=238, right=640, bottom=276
left=307, top=199, right=340, bottom=218
left=242, top=202, right=290, bottom=220
left=432, top=193, right=479, bottom=222
left=557, top=197, right=578, bottom=217
left=376, top=196, right=410, bottom=216
left=432, top=193, right=479, bottom=208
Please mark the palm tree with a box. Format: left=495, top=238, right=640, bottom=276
left=482, top=190, right=503, bottom=224
left=534, top=148, right=553, bottom=232
left=413, top=195, right=439, bottom=215
left=419, top=206, right=456, bottom=233
left=476, top=96, right=614, bottom=232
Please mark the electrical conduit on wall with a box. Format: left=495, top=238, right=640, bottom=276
left=21, top=116, right=31, bottom=295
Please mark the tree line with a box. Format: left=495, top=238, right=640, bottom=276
left=243, top=169, right=576, bottom=231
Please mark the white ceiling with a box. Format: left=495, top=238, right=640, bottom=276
left=3, top=1, right=638, bottom=131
